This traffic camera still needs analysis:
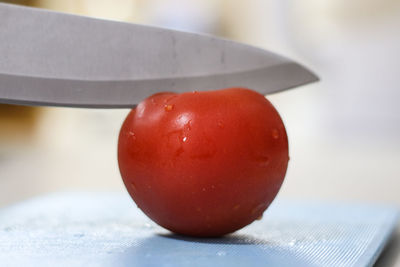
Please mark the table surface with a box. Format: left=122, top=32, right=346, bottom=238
left=0, top=192, right=398, bottom=267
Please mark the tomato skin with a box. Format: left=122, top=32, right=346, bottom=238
left=118, top=88, right=289, bottom=237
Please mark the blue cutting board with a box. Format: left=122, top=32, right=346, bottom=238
left=0, top=192, right=398, bottom=267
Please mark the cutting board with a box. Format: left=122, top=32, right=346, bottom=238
left=0, top=192, right=398, bottom=267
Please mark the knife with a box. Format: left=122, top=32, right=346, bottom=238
left=0, top=3, right=318, bottom=108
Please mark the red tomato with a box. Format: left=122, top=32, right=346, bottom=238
left=118, top=88, right=289, bottom=237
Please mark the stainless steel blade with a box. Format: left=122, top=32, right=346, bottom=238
left=0, top=3, right=318, bottom=108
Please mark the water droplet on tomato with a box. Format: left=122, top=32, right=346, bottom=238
left=177, top=113, right=191, bottom=127
left=272, top=129, right=279, bottom=139
left=251, top=203, right=265, bottom=215
left=164, top=104, right=174, bottom=111
left=128, top=131, right=136, bottom=140
left=182, top=136, right=187, bottom=142
left=185, top=121, right=192, bottom=131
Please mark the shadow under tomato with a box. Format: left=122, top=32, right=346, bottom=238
left=158, top=232, right=271, bottom=245
left=114, top=233, right=314, bottom=267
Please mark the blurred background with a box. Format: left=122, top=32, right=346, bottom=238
left=0, top=0, right=399, bottom=207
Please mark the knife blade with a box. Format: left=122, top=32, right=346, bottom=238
left=0, top=3, right=318, bottom=108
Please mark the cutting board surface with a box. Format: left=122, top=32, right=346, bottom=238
left=0, top=192, right=398, bottom=267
